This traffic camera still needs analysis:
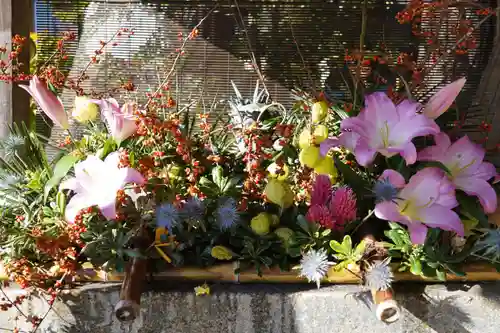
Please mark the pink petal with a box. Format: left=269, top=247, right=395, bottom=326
left=388, top=113, right=440, bottom=146
left=341, top=117, right=370, bottom=139
left=434, top=179, right=458, bottom=209
left=319, top=138, right=340, bottom=156
left=353, top=140, right=377, bottom=167
left=118, top=168, right=146, bottom=186
left=443, top=135, right=484, bottom=176
left=19, top=77, right=69, bottom=129
left=379, top=169, right=406, bottom=189
left=363, top=92, right=399, bottom=129
left=399, top=168, right=443, bottom=206
left=65, top=193, right=92, bottom=223
left=59, top=177, right=83, bottom=193
left=408, top=223, right=428, bottom=244
left=454, top=176, right=497, bottom=214
left=374, top=201, right=405, bottom=222
left=419, top=205, right=464, bottom=237
left=104, top=152, right=121, bottom=167
left=98, top=200, right=117, bottom=221
left=386, top=141, right=417, bottom=165
left=472, top=162, right=496, bottom=181
left=418, top=132, right=451, bottom=162
left=396, top=100, right=421, bottom=120
left=423, top=78, right=466, bottom=119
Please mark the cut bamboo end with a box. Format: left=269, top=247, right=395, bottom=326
left=371, top=289, right=400, bottom=323
left=114, top=299, right=140, bottom=322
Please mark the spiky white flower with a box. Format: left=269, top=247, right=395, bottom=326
left=364, top=257, right=394, bottom=291
left=296, top=249, right=333, bottom=288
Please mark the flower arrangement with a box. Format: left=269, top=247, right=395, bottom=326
left=0, top=0, right=499, bottom=327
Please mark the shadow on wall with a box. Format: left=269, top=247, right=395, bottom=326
left=4, top=282, right=500, bottom=333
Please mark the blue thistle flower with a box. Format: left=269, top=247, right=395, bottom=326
left=215, top=197, right=239, bottom=230
left=373, top=178, right=399, bottom=203
left=156, top=203, right=180, bottom=233
left=181, top=197, right=205, bottom=224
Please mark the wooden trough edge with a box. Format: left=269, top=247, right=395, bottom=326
left=82, top=262, right=500, bottom=284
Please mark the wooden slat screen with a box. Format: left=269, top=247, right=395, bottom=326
left=33, top=0, right=496, bottom=146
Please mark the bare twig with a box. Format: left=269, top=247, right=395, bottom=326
left=144, top=6, right=218, bottom=110
left=354, top=0, right=368, bottom=111
left=288, top=20, right=317, bottom=96
left=230, top=0, right=269, bottom=100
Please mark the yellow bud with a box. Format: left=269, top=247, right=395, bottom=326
left=270, top=214, right=280, bottom=226
left=194, top=283, right=210, bottom=296
left=313, top=125, right=328, bottom=144
left=211, top=246, right=233, bottom=260
left=267, top=162, right=290, bottom=181
left=299, top=129, right=312, bottom=149
left=72, top=96, right=99, bottom=123
left=299, top=146, right=321, bottom=168
left=251, top=213, right=272, bottom=235
left=264, top=179, right=294, bottom=208
left=312, top=101, right=328, bottom=123
left=275, top=227, right=294, bottom=245
left=314, top=155, right=338, bottom=181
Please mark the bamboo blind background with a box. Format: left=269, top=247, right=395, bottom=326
left=33, top=0, right=496, bottom=152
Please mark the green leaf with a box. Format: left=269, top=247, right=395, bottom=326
left=436, top=268, right=446, bottom=281
left=56, top=191, right=66, bottom=215
left=457, top=192, right=489, bottom=228
left=330, top=239, right=347, bottom=254
left=445, top=264, right=466, bottom=277
left=44, top=155, right=79, bottom=201
left=296, top=215, right=310, bottom=233
left=410, top=258, right=422, bottom=276
left=47, top=81, right=58, bottom=95
left=212, top=166, right=224, bottom=189
left=342, top=235, right=353, bottom=252
left=334, top=157, right=368, bottom=199
left=353, top=240, right=367, bottom=258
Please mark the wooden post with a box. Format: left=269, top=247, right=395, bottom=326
left=0, top=0, right=33, bottom=140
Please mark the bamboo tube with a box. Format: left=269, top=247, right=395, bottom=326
left=114, top=223, right=150, bottom=322
left=371, top=288, right=400, bottom=323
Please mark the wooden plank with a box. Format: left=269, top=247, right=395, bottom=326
left=0, top=0, right=32, bottom=141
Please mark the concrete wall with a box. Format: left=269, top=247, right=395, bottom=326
left=1, top=282, right=500, bottom=333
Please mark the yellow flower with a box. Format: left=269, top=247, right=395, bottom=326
left=72, top=96, right=99, bottom=123
left=264, top=179, right=294, bottom=208
left=194, top=283, right=210, bottom=296
left=299, top=146, right=321, bottom=168
left=251, top=213, right=272, bottom=235
left=298, top=126, right=328, bottom=149
left=211, top=246, right=233, bottom=260
left=312, top=101, right=328, bottom=123
left=267, top=162, right=290, bottom=181
left=314, top=155, right=338, bottom=181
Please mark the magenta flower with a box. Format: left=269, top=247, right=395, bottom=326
left=306, top=175, right=357, bottom=230
left=92, top=98, right=138, bottom=144
left=374, top=168, right=463, bottom=244
left=422, top=78, right=466, bottom=119
left=320, top=93, right=439, bottom=167
left=418, top=133, right=497, bottom=213
left=60, top=152, right=145, bottom=223
left=19, top=76, right=69, bottom=129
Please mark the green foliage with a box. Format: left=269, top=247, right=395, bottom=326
left=329, top=235, right=366, bottom=271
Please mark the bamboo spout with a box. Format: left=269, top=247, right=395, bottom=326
left=114, top=256, right=147, bottom=322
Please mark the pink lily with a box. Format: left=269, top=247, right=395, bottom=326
left=423, top=78, right=466, bottom=119
left=320, top=93, right=439, bottom=166
left=375, top=168, right=463, bottom=244
left=60, top=152, right=145, bottom=223
left=418, top=133, right=497, bottom=213
left=92, top=98, right=138, bottom=144
left=19, top=76, right=69, bottom=129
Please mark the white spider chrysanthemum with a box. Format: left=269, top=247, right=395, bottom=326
left=364, top=258, right=394, bottom=291
left=296, top=249, right=333, bottom=288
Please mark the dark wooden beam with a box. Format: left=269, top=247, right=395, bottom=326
left=0, top=0, right=33, bottom=139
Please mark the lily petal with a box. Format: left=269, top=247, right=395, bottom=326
left=423, top=78, right=466, bottom=119
left=379, top=169, right=406, bottom=189
left=353, top=140, right=377, bottom=167
left=117, top=168, right=146, bottom=187
left=399, top=168, right=442, bottom=207
left=454, top=176, right=497, bottom=213
left=65, top=193, right=93, bottom=223
left=418, top=132, right=451, bottom=161
left=19, top=76, right=69, bottom=129
left=419, top=205, right=464, bottom=236
left=408, top=223, right=429, bottom=244
left=386, top=141, right=417, bottom=165
left=443, top=135, right=484, bottom=176
left=319, top=138, right=339, bottom=157
left=98, top=200, right=118, bottom=221
left=374, top=201, right=405, bottom=222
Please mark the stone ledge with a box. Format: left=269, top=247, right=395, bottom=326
left=2, top=282, right=500, bottom=332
